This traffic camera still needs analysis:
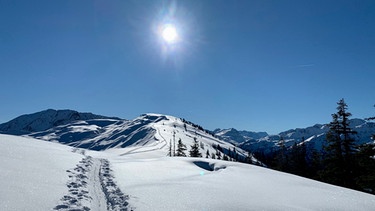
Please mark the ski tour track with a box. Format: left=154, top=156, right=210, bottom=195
left=54, top=149, right=131, bottom=211
left=120, top=126, right=168, bottom=156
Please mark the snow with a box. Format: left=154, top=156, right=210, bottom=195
left=110, top=151, right=375, bottom=211
left=17, top=113, right=253, bottom=163
left=1, top=127, right=375, bottom=210
left=0, top=134, right=83, bottom=211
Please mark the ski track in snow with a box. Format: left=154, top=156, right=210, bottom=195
left=54, top=149, right=130, bottom=211
left=120, top=125, right=168, bottom=156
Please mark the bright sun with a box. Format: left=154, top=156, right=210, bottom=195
left=161, top=24, right=178, bottom=43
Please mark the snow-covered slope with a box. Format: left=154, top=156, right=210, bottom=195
left=28, top=115, right=158, bottom=151
left=0, top=134, right=83, bottom=210
left=2, top=134, right=375, bottom=210
left=0, top=109, right=119, bottom=135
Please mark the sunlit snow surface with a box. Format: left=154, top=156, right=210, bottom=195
left=110, top=151, right=375, bottom=211
left=0, top=134, right=83, bottom=210
left=1, top=134, right=375, bottom=210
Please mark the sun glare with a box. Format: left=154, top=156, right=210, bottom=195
left=161, top=24, right=178, bottom=43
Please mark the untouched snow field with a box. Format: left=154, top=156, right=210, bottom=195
left=110, top=149, right=375, bottom=211
left=0, top=134, right=83, bottom=210
left=1, top=134, right=375, bottom=210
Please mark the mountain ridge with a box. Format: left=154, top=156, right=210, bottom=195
left=0, top=109, right=254, bottom=163
left=2, top=109, right=374, bottom=157
left=217, top=118, right=375, bottom=153
left=0, top=109, right=120, bottom=135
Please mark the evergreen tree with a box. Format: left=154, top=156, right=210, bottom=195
left=228, top=148, right=233, bottom=159
left=275, top=136, right=288, bottom=171
left=245, top=151, right=253, bottom=164
left=173, top=131, right=176, bottom=156
left=176, top=138, right=187, bottom=157
left=309, top=148, right=323, bottom=180
left=233, top=147, right=239, bottom=161
left=223, top=154, right=229, bottom=161
left=365, top=104, right=375, bottom=140
left=211, top=152, right=216, bottom=159
left=168, top=140, right=173, bottom=157
left=216, top=149, right=222, bottom=160
left=189, top=139, right=202, bottom=157
left=289, top=141, right=308, bottom=176
left=217, top=144, right=223, bottom=153
left=355, top=143, right=375, bottom=193
left=322, top=98, right=357, bottom=188
left=206, top=149, right=210, bottom=158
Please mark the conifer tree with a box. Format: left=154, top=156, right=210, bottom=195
left=246, top=151, right=253, bottom=164
left=275, top=136, right=288, bottom=171
left=233, top=147, right=239, bottom=161
left=322, top=98, right=357, bottom=188
left=206, top=149, right=210, bottom=158
left=189, top=139, right=202, bottom=157
left=168, top=140, right=173, bottom=157
left=365, top=104, right=375, bottom=140
left=289, top=141, right=308, bottom=176
left=217, top=144, right=222, bottom=153
left=355, top=143, right=375, bottom=193
left=223, top=154, right=229, bottom=161
left=228, top=148, right=233, bottom=159
left=216, top=149, right=221, bottom=160
left=176, top=138, right=187, bottom=157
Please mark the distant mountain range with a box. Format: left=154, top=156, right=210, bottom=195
left=1, top=109, right=374, bottom=156
left=213, top=128, right=268, bottom=144
left=215, top=119, right=375, bottom=153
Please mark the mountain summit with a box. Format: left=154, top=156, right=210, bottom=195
left=0, top=109, right=119, bottom=135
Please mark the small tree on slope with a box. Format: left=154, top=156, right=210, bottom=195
left=189, top=139, right=202, bottom=157
left=168, top=140, right=173, bottom=157
left=176, top=138, right=187, bottom=157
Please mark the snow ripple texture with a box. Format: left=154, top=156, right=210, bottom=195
left=54, top=150, right=130, bottom=211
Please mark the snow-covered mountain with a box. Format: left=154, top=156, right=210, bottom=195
left=2, top=110, right=375, bottom=210
left=0, top=109, right=119, bottom=135
left=0, top=110, right=252, bottom=162
left=213, top=128, right=268, bottom=145
left=2, top=134, right=375, bottom=210
left=221, top=119, right=375, bottom=153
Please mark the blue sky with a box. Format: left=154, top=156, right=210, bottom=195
left=1, top=0, right=374, bottom=134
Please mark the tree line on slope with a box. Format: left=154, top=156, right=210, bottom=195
left=167, top=136, right=256, bottom=165
left=254, top=99, right=375, bottom=194
left=180, top=118, right=217, bottom=138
